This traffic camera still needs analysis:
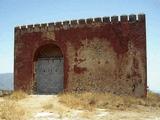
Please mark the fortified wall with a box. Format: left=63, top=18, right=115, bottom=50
left=14, top=14, right=147, bottom=97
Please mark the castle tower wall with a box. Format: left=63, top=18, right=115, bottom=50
left=14, top=14, right=147, bottom=97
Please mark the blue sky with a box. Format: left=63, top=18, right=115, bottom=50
left=0, top=0, right=160, bottom=92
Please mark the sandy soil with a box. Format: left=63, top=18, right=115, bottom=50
left=1, top=95, right=160, bottom=120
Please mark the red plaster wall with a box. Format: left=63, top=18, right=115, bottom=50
left=14, top=14, right=147, bottom=97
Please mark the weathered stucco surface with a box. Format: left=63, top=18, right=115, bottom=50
left=14, top=14, right=147, bottom=97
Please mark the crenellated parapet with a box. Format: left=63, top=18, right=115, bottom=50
left=15, top=14, right=145, bottom=33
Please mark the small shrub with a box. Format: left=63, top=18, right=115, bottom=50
left=8, top=90, right=27, bottom=101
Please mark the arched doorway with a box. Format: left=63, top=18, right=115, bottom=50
left=34, top=44, right=64, bottom=94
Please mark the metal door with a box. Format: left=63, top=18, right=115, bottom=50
left=35, top=57, right=64, bottom=94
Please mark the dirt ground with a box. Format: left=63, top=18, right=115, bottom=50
left=1, top=95, right=160, bottom=120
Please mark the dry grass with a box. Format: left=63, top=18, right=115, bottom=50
left=7, top=90, right=28, bottom=101
left=43, top=103, right=54, bottom=110
left=58, top=91, right=160, bottom=111
left=79, top=111, right=95, bottom=119
left=143, top=91, right=160, bottom=107
left=0, top=100, right=26, bottom=120
left=42, top=100, right=70, bottom=118
left=58, top=92, right=95, bottom=111
left=0, top=91, right=29, bottom=120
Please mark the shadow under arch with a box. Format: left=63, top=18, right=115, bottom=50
left=33, top=43, right=64, bottom=94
